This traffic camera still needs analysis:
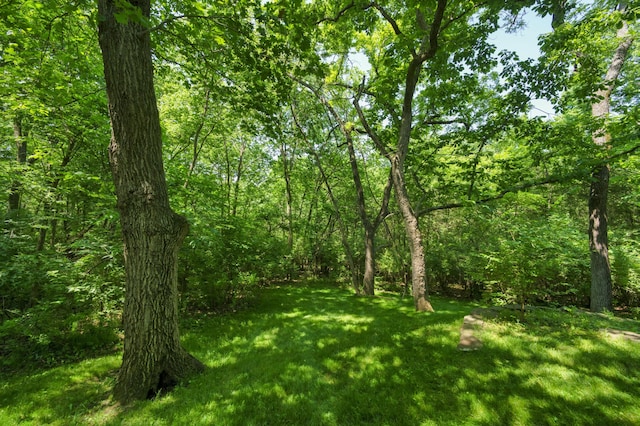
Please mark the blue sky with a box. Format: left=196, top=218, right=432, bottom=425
left=490, top=12, right=553, bottom=60
left=490, top=11, right=556, bottom=116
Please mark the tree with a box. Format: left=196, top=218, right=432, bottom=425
left=349, top=0, right=449, bottom=312
left=97, top=0, right=204, bottom=401
left=588, top=5, right=633, bottom=312
left=538, top=0, right=636, bottom=311
left=7, top=117, right=25, bottom=215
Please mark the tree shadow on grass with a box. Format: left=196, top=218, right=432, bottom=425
left=114, top=282, right=640, bottom=425
left=2, top=281, right=639, bottom=425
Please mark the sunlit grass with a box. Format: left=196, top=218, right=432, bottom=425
left=1, top=279, right=639, bottom=425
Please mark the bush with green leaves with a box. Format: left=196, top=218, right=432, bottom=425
left=0, top=227, right=123, bottom=373
left=611, top=229, right=640, bottom=307
left=178, top=215, right=290, bottom=312
left=467, top=193, right=590, bottom=310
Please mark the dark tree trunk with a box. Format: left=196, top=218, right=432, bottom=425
left=589, top=164, right=612, bottom=311
left=231, top=141, right=246, bottom=217
left=281, top=142, right=294, bottom=251
left=97, top=0, right=204, bottom=402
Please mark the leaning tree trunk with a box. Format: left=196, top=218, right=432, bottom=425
left=97, top=0, right=204, bottom=402
left=588, top=16, right=633, bottom=312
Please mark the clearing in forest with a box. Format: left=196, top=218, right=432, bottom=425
left=1, top=280, right=639, bottom=425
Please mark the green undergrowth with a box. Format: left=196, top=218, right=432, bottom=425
left=1, top=279, right=639, bottom=425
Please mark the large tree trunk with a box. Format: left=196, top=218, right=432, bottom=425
left=588, top=16, right=633, bottom=312
left=389, top=46, right=435, bottom=312
left=589, top=164, right=612, bottom=311
left=97, top=0, right=204, bottom=402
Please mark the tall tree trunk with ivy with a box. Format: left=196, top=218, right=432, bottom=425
left=97, top=0, right=204, bottom=402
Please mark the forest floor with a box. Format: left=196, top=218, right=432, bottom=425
left=1, top=279, right=640, bottom=425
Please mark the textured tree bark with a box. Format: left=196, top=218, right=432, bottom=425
left=97, top=0, right=204, bottom=402
left=588, top=17, right=633, bottom=312
left=589, top=164, right=612, bottom=312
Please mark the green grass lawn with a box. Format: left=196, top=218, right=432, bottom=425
left=1, top=279, right=639, bottom=425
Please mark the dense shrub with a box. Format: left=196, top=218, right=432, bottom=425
left=0, top=228, right=123, bottom=373
left=178, top=216, right=290, bottom=312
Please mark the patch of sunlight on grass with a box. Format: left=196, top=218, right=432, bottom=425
left=523, top=363, right=583, bottom=398
left=0, top=355, right=120, bottom=426
left=252, top=326, right=279, bottom=349
left=543, top=344, right=578, bottom=366
left=528, top=362, right=634, bottom=407
left=355, top=346, right=392, bottom=372
left=304, top=311, right=374, bottom=325
left=316, top=336, right=339, bottom=349
left=507, top=395, right=533, bottom=426
left=466, top=394, right=498, bottom=424
left=279, top=311, right=303, bottom=319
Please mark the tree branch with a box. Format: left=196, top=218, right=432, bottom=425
left=353, top=78, right=392, bottom=159
left=369, top=2, right=403, bottom=36
left=414, top=141, right=640, bottom=217
left=330, top=81, right=401, bottom=125
left=416, top=172, right=580, bottom=216
left=316, top=1, right=356, bottom=24
left=421, top=0, right=448, bottom=59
